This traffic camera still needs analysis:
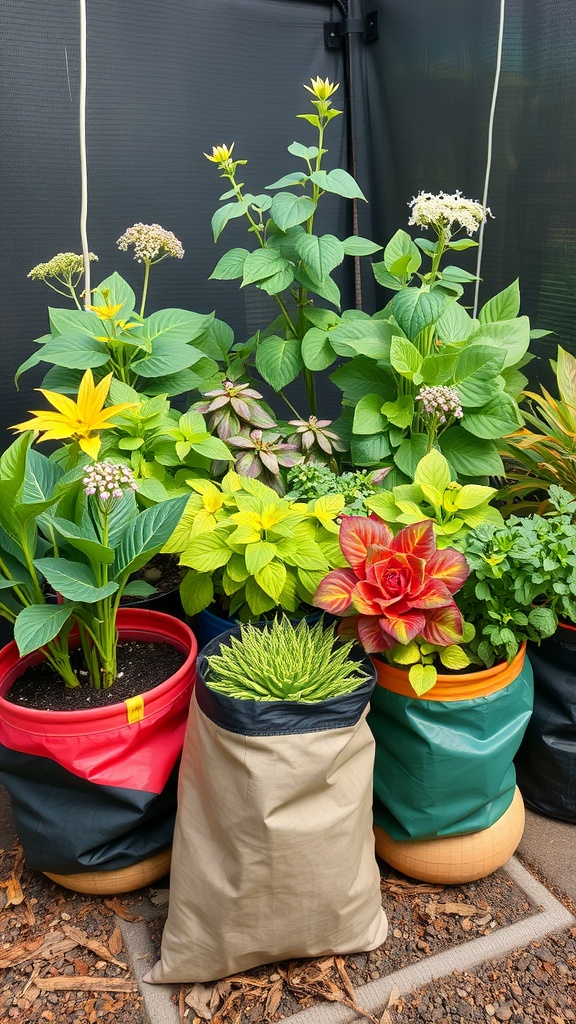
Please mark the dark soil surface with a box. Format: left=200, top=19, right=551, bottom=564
left=3, top=640, right=186, bottom=711
left=122, top=553, right=186, bottom=603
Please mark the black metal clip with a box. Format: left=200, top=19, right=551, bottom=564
left=324, top=11, right=379, bottom=49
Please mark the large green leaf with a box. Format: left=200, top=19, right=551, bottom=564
left=454, top=344, right=506, bottom=383
left=210, top=248, right=250, bottom=281
left=351, top=433, right=391, bottom=466
left=461, top=393, right=523, bottom=439
left=381, top=396, right=414, bottom=429
left=179, top=570, right=214, bottom=616
left=330, top=357, right=394, bottom=404
left=142, top=364, right=219, bottom=397
left=0, top=435, right=32, bottom=536
left=133, top=340, right=205, bottom=379
left=328, top=319, right=393, bottom=360
left=301, top=328, right=337, bottom=371
left=294, top=233, right=344, bottom=279
left=34, top=366, right=85, bottom=394
left=467, top=317, right=530, bottom=369
left=439, top=427, right=504, bottom=477
left=37, top=334, right=110, bottom=370
left=384, top=230, right=422, bottom=276
left=270, top=192, right=316, bottom=231
left=255, top=335, right=303, bottom=389
left=142, top=309, right=212, bottom=346
left=393, top=434, right=429, bottom=477
left=115, top=496, right=190, bottom=578
left=479, top=280, right=520, bottom=324
left=255, top=560, right=287, bottom=601
left=46, top=516, right=115, bottom=565
left=211, top=200, right=250, bottom=242
left=391, top=289, right=450, bottom=341
left=106, top=491, right=139, bottom=549
left=294, top=264, right=340, bottom=307
left=242, top=249, right=291, bottom=286
left=390, top=337, right=423, bottom=380
left=48, top=307, right=103, bottom=338
left=91, top=273, right=136, bottom=319
left=436, top=302, right=475, bottom=344
left=190, top=435, right=234, bottom=461
left=341, top=236, right=382, bottom=256
left=34, top=557, right=118, bottom=603
left=14, top=603, right=77, bottom=657
left=353, top=394, right=388, bottom=435
left=180, top=530, right=232, bottom=574
left=309, top=169, right=366, bottom=200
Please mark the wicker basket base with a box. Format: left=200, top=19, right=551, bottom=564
left=374, top=786, right=525, bottom=884
left=43, top=847, right=172, bottom=895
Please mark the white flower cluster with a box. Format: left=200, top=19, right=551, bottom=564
left=408, top=191, right=491, bottom=237
left=116, top=223, right=184, bottom=263
left=28, top=252, right=98, bottom=281
left=417, top=385, right=463, bottom=424
left=83, top=461, right=137, bottom=501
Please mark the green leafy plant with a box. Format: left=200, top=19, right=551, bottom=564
left=163, top=471, right=347, bottom=621
left=0, top=434, right=187, bottom=687
left=314, top=516, right=471, bottom=694
left=204, top=616, right=370, bottom=702
left=367, top=448, right=502, bottom=545
left=286, top=462, right=388, bottom=513
left=330, top=192, right=545, bottom=480
left=18, top=225, right=226, bottom=401
left=457, top=485, right=576, bottom=662
left=204, top=77, right=381, bottom=417
left=501, top=346, right=576, bottom=509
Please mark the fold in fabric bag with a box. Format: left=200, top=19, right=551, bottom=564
left=146, top=634, right=387, bottom=983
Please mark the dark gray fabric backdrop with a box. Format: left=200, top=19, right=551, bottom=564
left=2, top=0, right=575, bottom=436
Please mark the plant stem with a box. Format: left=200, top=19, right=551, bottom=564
left=140, top=260, right=151, bottom=318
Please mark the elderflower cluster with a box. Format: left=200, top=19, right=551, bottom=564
left=116, top=223, right=184, bottom=263
left=83, top=461, right=138, bottom=501
left=417, top=385, right=463, bottom=424
left=408, top=191, right=491, bottom=237
left=28, top=252, right=98, bottom=281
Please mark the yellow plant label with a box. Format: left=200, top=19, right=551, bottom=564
left=125, top=695, right=145, bottom=724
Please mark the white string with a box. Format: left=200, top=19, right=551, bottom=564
left=473, top=0, right=506, bottom=318
left=79, top=0, right=91, bottom=305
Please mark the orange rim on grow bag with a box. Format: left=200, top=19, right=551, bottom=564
left=372, top=643, right=527, bottom=701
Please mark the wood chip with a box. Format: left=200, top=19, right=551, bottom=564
left=108, top=925, right=124, bottom=957
left=35, top=975, right=138, bottom=992
left=427, top=901, right=482, bottom=917
left=103, top=898, right=142, bottom=922
left=264, top=979, right=283, bottom=1017
left=382, top=878, right=445, bottom=896
left=379, top=985, right=401, bottom=1024
left=0, top=932, right=77, bottom=969
left=61, top=923, right=128, bottom=970
left=185, top=981, right=214, bottom=1019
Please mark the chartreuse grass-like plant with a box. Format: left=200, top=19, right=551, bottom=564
left=205, top=616, right=370, bottom=702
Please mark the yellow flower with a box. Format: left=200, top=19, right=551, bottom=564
left=303, top=77, right=339, bottom=101
left=204, top=143, right=235, bottom=165
left=12, top=369, right=137, bottom=460
left=86, top=301, right=124, bottom=320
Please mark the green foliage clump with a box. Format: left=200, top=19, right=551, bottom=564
left=205, top=616, right=370, bottom=702
left=287, top=462, right=382, bottom=513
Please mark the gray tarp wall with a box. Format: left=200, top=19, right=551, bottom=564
left=1, top=0, right=575, bottom=435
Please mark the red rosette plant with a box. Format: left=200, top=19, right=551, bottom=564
left=314, top=515, right=471, bottom=694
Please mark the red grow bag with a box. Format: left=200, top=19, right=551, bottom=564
left=0, top=609, right=197, bottom=874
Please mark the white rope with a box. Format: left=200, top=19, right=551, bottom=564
left=79, top=0, right=91, bottom=305
left=473, top=0, right=506, bottom=318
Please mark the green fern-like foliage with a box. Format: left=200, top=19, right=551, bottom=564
left=204, top=616, right=370, bottom=702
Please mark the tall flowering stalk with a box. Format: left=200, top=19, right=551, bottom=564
left=117, top=222, right=185, bottom=316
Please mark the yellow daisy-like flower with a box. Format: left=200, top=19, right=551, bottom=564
left=12, top=369, right=137, bottom=460
left=304, top=77, right=339, bottom=101
left=203, top=143, right=235, bottom=165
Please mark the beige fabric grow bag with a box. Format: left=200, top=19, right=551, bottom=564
left=146, top=638, right=387, bottom=984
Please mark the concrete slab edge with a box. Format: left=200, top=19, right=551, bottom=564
left=116, top=854, right=576, bottom=1024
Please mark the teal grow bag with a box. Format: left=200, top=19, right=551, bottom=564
left=368, top=645, right=534, bottom=842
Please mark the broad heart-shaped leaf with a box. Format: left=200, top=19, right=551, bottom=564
left=353, top=394, right=388, bottom=435
left=341, top=236, right=383, bottom=256
left=91, top=273, right=136, bottom=320
left=244, top=577, right=277, bottom=616
left=393, top=434, right=429, bottom=477
left=14, top=603, right=77, bottom=657
left=436, top=302, right=475, bottom=344
left=461, top=391, right=522, bottom=439
left=384, top=230, right=421, bottom=275
left=331, top=356, right=395, bottom=404
left=287, top=141, right=319, bottom=160
left=467, top=317, right=531, bottom=369
left=439, top=427, right=504, bottom=477
left=440, top=265, right=478, bottom=284
left=179, top=570, right=214, bottom=616
left=211, top=199, right=250, bottom=242
left=255, top=335, right=303, bottom=390
left=328, top=319, right=393, bottom=360
left=391, top=288, right=450, bottom=342
left=48, top=307, right=103, bottom=339
left=33, top=557, right=119, bottom=603
left=245, top=541, right=277, bottom=575
left=44, top=516, right=115, bottom=565
left=255, top=559, right=286, bottom=601
left=479, top=279, right=520, bottom=324
left=257, top=264, right=296, bottom=296
left=122, top=580, right=157, bottom=599
left=408, top=663, right=438, bottom=697
left=142, top=363, right=220, bottom=398
left=21, top=449, right=62, bottom=506
left=270, top=192, right=316, bottom=231
left=242, top=248, right=291, bottom=286
left=414, top=448, right=451, bottom=496
left=390, top=337, right=423, bottom=380
left=309, top=168, right=366, bottom=200
left=36, top=333, right=111, bottom=370
left=372, top=263, right=404, bottom=292
left=132, top=340, right=205, bottom=379
left=114, top=495, right=189, bottom=579
left=454, top=344, right=506, bottom=384
left=142, top=309, right=212, bottom=346
left=293, top=264, right=341, bottom=308
left=0, top=434, right=33, bottom=535
left=266, top=171, right=309, bottom=189
left=301, top=328, right=337, bottom=371
left=33, top=365, right=85, bottom=394
left=190, top=435, right=234, bottom=461
left=419, top=352, right=459, bottom=386
left=455, top=377, right=501, bottom=409
left=351, top=432, right=391, bottom=466
left=210, top=248, right=250, bottom=281
left=294, top=233, right=344, bottom=280
left=381, top=396, right=414, bottom=429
